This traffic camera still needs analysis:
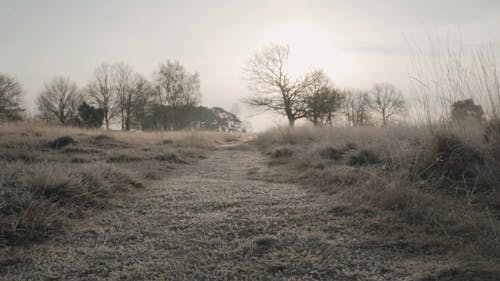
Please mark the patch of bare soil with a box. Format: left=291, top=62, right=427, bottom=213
left=2, top=143, right=495, bottom=280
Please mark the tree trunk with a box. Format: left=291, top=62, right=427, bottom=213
left=288, top=117, right=295, bottom=127
left=105, top=113, right=110, bottom=130
left=121, top=107, right=125, bottom=131
left=125, top=114, right=130, bottom=131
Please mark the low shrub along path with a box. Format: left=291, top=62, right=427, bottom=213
left=2, top=142, right=461, bottom=280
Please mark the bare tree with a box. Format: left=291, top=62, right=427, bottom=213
left=0, top=74, right=24, bottom=121
left=303, top=70, right=344, bottom=126
left=126, top=75, right=153, bottom=130
left=87, top=62, right=150, bottom=131
left=113, top=62, right=134, bottom=130
left=243, top=44, right=310, bottom=126
left=154, top=60, right=201, bottom=107
left=154, top=60, right=201, bottom=130
left=342, top=89, right=372, bottom=126
left=370, top=82, right=406, bottom=125
left=37, top=77, right=83, bottom=124
left=87, top=63, right=119, bottom=130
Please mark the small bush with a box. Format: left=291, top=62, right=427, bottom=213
left=161, top=139, right=174, bottom=145
left=251, top=236, right=282, bottom=256
left=319, top=147, right=344, bottom=160
left=48, top=136, right=75, bottom=149
left=433, top=134, right=484, bottom=180
left=344, top=143, right=358, bottom=150
left=71, top=157, right=92, bottom=163
left=271, top=147, right=294, bottom=158
left=154, top=153, right=187, bottom=164
left=89, top=134, right=127, bottom=148
left=107, top=154, right=143, bottom=163
left=62, top=146, right=101, bottom=154
left=348, top=149, right=380, bottom=166
left=300, top=166, right=375, bottom=192
left=412, top=134, right=497, bottom=193
left=93, top=134, right=114, bottom=142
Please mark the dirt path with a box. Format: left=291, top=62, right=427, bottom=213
left=3, top=143, right=417, bottom=280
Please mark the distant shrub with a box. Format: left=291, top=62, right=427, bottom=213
left=450, top=98, right=485, bottom=122
left=71, top=157, right=92, bottom=163
left=89, top=134, right=129, bottom=149
left=62, top=147, right=101, bottom=154
left=154, top=153, right=187, bottom=164
left=48, top=136, right=75, bottom=149
left=344, top=143, right=358, bottom=150
left=107, top=154, right=143, bottom=163
left=348, top=149, right=380, bottom=166
left=319, top=147, right=344, bottom=160
left=94, top=134, right=114, bottom=142
left=271, top=147, right=294, bottom=158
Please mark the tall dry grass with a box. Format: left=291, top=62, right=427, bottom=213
left=410, top=38, right=500, bottom=130
left=255, top=124, right=500, bottom=259
left=0, top=122, right=229, bottom=245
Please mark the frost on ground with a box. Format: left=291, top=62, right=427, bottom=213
left=1, top=143, right=494, bottom=280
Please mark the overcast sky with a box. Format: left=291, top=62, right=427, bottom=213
left=1, top=0, right=499, bottom=130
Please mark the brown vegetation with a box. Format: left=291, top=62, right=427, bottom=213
left=254, top=124, right=500, bottom=276
left=0, top=122, right=228, bottom=247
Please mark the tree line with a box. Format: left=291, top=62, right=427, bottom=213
left=0, top=61, right=242, bottom=132
left=243, top=44, right=407, bottom=127
left=1, top=45, right=486, bottom=129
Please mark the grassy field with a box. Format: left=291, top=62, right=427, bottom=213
left=0, top=122, right=231, bottom=247
left=253, top=123, right=500, bottom=276
left=2, top=121, right=500, bottom=279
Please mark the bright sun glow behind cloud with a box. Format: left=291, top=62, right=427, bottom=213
left=263, top=20, right=354, bottom=81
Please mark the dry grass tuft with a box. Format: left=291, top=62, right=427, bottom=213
left=432, top=135, right=483, bottom=179
left=107, top=153, right=144, bottom=163
left=154, top=153, right=188, bottom=164
left=319, top=146, right=344, bottom=160
left=270, top=147, right=294, bottom=158
left=418, top=268, right=500, bottom=281
left=0, top=163, right=144, bottom=245
left=0, top=122, right=228, bottom=246
left=484, top=119, right=500, bottom=143
left=47, top=136, right=75, bottom=149
left=255, top=125, right=500, bottom=268
left=252, top=236, right=282, bottom=255
left=347, top=149, right=380, bottom=166
left=410, top=133, right=500, bottom=198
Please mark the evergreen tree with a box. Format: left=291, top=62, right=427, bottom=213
left=78, top=102, right=104, bottom=128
